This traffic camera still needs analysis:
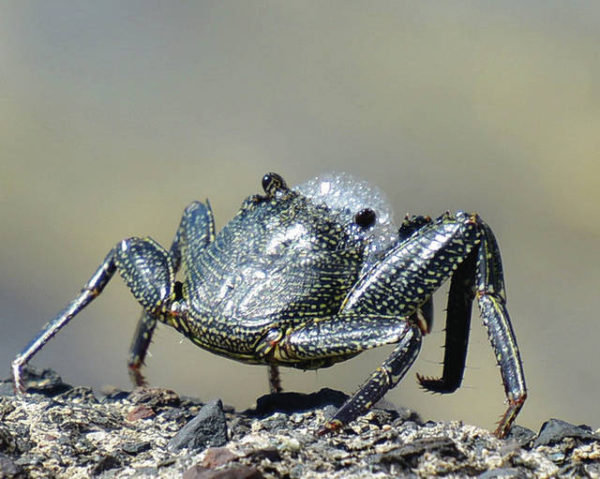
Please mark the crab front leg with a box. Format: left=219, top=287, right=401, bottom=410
left=256, top=314, right=422, bottom=433
left=12, top=237, right=178, bottom=392
left=343, top=211, right=526, bottom=437
left=127, top=201, right=215, bottom=385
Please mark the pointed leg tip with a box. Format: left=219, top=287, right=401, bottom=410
left=128, top=364, right=149, bottom=387
left=317, top=419, right=343, bottom=436
left=494, top=395, right=527, bottom=439
left=416, top=373, right=444, bottom=393
left=11, top=360, right=26, bottom=395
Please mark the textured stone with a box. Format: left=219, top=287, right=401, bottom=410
left=202, top=447, right=239, bottom=468
left=9, top=367, right=71, bottom=397
left=534, top=418, right=599, bottom=447
left=506, top=425, right=536, bottom=447
left=0, top=453, right=25, bottom=479
left=168, top=399, right=228, bottom=452
left=128, top=387, right=181, bottom=408
left=126, top=404, right=156, bottom=421
left=122, top=441, right=151, bottom=455
left=183, top=465, right=263, bottom=479
left=0, top=369, right=595, bottom=478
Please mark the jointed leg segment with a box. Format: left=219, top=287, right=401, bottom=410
left=256, top=314, right=422, bottom=432
left=127, top=200, right=214, bottom=385
left=13, top=237, right=176, bottom=392
left=338, top=212, right=526, bottom=437
left=319, top=326, right=422, bottom=434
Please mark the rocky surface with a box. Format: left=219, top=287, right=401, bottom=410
left=0, top=368, right=599, bottom=478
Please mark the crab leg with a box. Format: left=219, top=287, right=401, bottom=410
left=268, top=365, right=283, bottom=393
left=127, top=201, right=215, bottom=385
left=256, top=314, right=422, bottom=432
left=127, top=312, right=159, bottom=386
left=340, top=212, right=526, bottom=436
left=12, top=250, right=117, bottom=392
left=13, top=237, right=175, bottom=392
left=319, top=324, right=421, bottom=434
left=475, top=222, right=527, bottom=437
left=416, top=248, right=477, bottom=393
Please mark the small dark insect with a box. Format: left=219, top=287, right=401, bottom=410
left=13, top=172, right=526, bottom=437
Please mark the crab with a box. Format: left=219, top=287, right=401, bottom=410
left=12, top=172, right=526, bottom=437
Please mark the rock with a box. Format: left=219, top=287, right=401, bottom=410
left=56, top=386, right=98, bottom=403
left=8, top=366, right=71, bottom=396
left=101, top=387, right=130, bottom=402
left=533, top=418, right=599, bottom=447
left=202, top=447, right=239, bottom=468
left=183, top=465, right=263, bottom=479
left=128, top=387, right=181, bottom=408
left=0, top=452, right=25, bottom=479
left=126, top=404, right=156, bottom=421
left=375, top=436, right=466, bottom=469
left=0, top=368, right=597, bottom=478
left=168, top=399, right=228, bottom=452
left=244, top=447, right=281, bottom=463
left=506, top=425, right=536, bottom=447
left=122, top=441, right=151, bottom=455
left=478, top=467, right=523, bottom=478
left=0, top=427, right=17, bottom=455
left=90, top=454, right=121, bottom=476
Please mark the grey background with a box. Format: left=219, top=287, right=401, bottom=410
left=2, top=2, right=599, bottom=434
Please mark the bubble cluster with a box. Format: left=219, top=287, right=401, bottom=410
left=294, top=172, right=399, bottom=268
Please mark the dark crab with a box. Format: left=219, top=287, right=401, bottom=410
left=12, top=172, right=526, bottom=437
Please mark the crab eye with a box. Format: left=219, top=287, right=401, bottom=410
left=261, top=172, right=288, bottom=197
left=354, top=208, right=377, bottom=228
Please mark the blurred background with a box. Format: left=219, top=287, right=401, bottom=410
left=1, top=2, right=599, bottom=434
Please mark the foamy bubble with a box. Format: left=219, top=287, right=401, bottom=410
left=294, top=172, right=398, bottom=269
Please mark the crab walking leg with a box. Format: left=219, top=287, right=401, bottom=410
left=172, top=201, right=215, bottom=272
left=340, top=212, right=526, bottom=436
left=417, top=248, right=477, bottom=393
left=258, top=315, right=422, bottom=431
left=476, top=223, right=526, bottom=437
left=343, top=212, right=481, bottom=397
left=321, top=328, right=421, bottom=433
left=13, top=237, right=175, bottom=393
left=342, top=211, right=483, bottom=316
left=127, top=201, right=215, bottom=385
left=127, top=312, right=159, bottom=386
left=268, top=365, right=283, bottom=393
left=479, top=295, right=526, bottom=437
left=12, top=251, right=117, bottom=392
